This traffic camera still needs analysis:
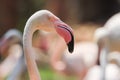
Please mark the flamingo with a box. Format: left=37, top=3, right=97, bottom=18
left=94, top=12, right=120, bottom=80
left=0, top=29, right=25, bottom=80
left=0, top=29, right=22, bottom=57
left=23, top=10, right=74, bottom=80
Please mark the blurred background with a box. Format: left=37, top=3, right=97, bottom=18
left=0, top=0, right=120, bottom=37
left=0, top=0, right=120, bottom=80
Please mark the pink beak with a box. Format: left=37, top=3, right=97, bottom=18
left=49, top=16, right=74, bottom=53
left=54, top=21, right=74, bottom=53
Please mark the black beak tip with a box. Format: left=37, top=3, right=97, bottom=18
left=67, top=39, right=74, bottom=53
left=58, top=25, right=74, bottom=53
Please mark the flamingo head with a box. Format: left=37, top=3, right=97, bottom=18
left=0, top=37, right=17, bottom=54
left=30, top=10, right=74, bottom=53
left=48, top=15, right=74, bottom=53
left=0, top=29, right=22, bottom=55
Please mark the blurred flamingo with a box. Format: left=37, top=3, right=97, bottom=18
left=23, top=10, right=74, bottom=80
left=93, top=12, right=120, bottom=80
left=0, top=29, right=25, bottom=80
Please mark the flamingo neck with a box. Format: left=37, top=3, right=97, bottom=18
left=23, top=24, right=41, bottom=80
left=23, top=11, right=57, bottom=80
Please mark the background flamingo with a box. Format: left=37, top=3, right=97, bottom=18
left=93, top=12, right=120, bottom=80
left=0, top=29, right=24, bottom=80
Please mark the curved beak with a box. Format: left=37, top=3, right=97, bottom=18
left=55, top=23, right=74, bottom=53
left=49, top=16, right=74, bottom=53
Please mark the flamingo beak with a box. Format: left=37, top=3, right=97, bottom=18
left=55, top=24, right=74, bottom=53
left=49, top=16, right=74, bottom=53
